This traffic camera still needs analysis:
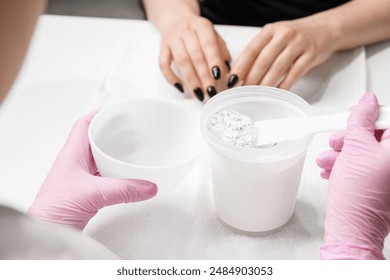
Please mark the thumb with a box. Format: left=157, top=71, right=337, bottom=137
left=93, top=177, right=158, bottom=207
left=60, top=112, right=97, bottom=156
left=346, top=93, right=379, bottom=137
left=56, top=111, right=98, bottom=171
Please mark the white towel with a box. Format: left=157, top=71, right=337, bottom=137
left=87, top=28, right=390, bottom=259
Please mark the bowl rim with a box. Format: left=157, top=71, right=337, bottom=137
left=88, top=97, right=202, bottom=170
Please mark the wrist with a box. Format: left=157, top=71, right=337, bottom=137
left=299, top=12, right=343, bottom=53
left=320, top=244, right=385, bottom=260
left=322, top=199, right=387, bottom=260
left=157, top=13, right=200, bottom=35
left=28, top=203, right=91, bottom=230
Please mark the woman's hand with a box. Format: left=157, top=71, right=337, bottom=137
left=228, top=17, right=338, bottom=90
left=159, top=15, right=231, bottom=101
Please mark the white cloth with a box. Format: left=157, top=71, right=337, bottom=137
left=86, top=28, right=389, bottom=259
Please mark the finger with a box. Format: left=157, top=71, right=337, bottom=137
left=228, top=31, right=272, bottom=88
left=258, top=44, right=303, bottom=87
left=278, top=53, right=312, bottom=90
left=217, top=35, right=232, bottom=71
left=58, top=112, right=98, bottom=172
left=182, top=31, right=217, bottom=98
left=380, top=129, right=390, bottom=147
left=94, top=178, right=158, bottom=206
left=215, top=36, right=232, bottom=92
left=159, top=44, right=184, bottom=93
left=316, top=150, right=340, bottom=169
left=381, top=129, right=390, bottom=141
left=320, top=169, right=331, bottom=180
left=329, top=131, right=346, bottom=151
left=346, top=93, right=379, bottom=138
left=240, top=31, right=290, bottom=86
left=194, top=20, right=227, bottom=81
left=170, top=38, right=205, bottom=101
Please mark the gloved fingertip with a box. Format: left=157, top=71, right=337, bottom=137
left=347, top=93, right=379, bottom=134
left=329, top=138, right=335, bottom=149
left=329, top=133, right=338, bottom=147
left=359, top=92, right=377, bottom=106
left=320, top=170, right=330, bottom=180
left=141, top=182, right=158, bottom=197
left=315, top=156, right=323, bottom=167
left=329, top=131, right=345, bottom=151
left=131, top=180, right=158, bottom=199
left=81, top=111, right=98, bottom=124
left=316, top=151, right=331, bottom=168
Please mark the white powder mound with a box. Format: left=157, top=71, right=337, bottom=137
left=207, top=110, right=258, bottom=148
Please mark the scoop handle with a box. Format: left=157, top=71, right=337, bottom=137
left=308, top=105, right=390, bottom=134
left=254, top=105, right=390, bottom=147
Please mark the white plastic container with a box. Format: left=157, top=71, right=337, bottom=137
left=200, top=86, right=312, bottom=233
left=89, top=98, right=202, bottom=196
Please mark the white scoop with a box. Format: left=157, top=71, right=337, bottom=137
left=254, top=105, right=390, bottom=147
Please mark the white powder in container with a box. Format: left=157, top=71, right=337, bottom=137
left=207, top=110, right=258, bottom=148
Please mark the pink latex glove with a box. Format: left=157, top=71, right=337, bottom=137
left=316, top=93, right=390, bottom=259
left=28, top=112, right=158, bottom=230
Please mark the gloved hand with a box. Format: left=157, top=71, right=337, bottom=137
left=28, top=112, right=158, bottom=230
left=316, top=93, right=390, bottom=259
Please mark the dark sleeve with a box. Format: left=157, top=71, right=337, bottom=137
left=200, top=0, right=351, bottom=27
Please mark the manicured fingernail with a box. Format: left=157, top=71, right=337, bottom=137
left=212, top=66, right=221, bottom=80
left=227, top=74, right=238, bottom=88
left=207, top=86, right=217, bottom=98
left=174, top=83, right=184, bottom=93
left=225, top=60, right=231, bottom=71
left=193, top=87, right=204, bottom=102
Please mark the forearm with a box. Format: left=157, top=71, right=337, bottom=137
left=305, top=0, right=390, bottom=51
left=142, top=0, right=200, bottom=33
left=0, top=0, right=47, bottom=103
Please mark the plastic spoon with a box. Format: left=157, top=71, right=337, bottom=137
left=254, top=105, right=390, bottom=147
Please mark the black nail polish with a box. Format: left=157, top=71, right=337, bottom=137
left=207, top=86, right=217, bottom=98
left=227, top=74, right=238, bottom=88
left=211, top=66, right=221, bottom=80
left=174, top=83, right=184, bottom=93
left=225, top=60, right=231, bottom=71
left=193, top=87, right=204, bottom=102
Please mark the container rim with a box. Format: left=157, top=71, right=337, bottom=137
left=200, top=86, right=313, bottom=162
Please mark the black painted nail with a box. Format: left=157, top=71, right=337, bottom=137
left=227, top=74, right=238, bottom=88
left=211, top=66, right=221, bottom=80
left=193, top=87, right=204, bottom=102
left=207, top=86, right=217, bottom=98
left=174, top=82, right=184, bottom=93
left=225, top=60, right=231, bottom=71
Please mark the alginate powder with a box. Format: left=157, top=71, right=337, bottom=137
left=207, top=110, right=258, bottom=148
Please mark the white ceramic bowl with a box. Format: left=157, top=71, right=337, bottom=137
left=88, top=98, right=202, bottom=195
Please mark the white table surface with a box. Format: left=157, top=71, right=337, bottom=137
left=1, top=15, right=390, bottom=259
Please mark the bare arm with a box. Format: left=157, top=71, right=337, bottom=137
left=0, top=0, right=47, bottom=103
left=308, top=0, right=390, bottom=50
left=142, top=0, right=200, bottom=33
